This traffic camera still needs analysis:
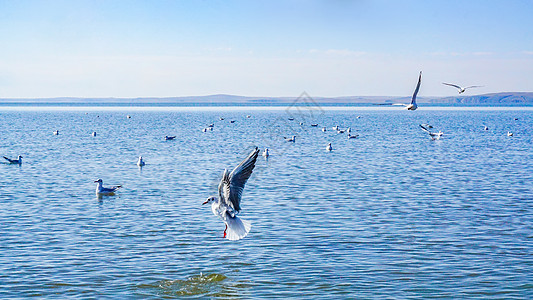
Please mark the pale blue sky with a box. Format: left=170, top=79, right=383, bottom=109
left=1, top=0, right=532, bottom=98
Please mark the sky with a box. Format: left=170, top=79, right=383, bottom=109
left=0, top=0, right=532, bottom=98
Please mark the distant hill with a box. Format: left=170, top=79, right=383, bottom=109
left=1, top=92, right=533, bottom=105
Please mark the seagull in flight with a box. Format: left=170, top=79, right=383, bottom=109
left=203, top=147, right=259, bottom=241
left=94, top=179, right=122, bottom=196
left=442, top=82, right=483, bottom=94
left=392, top=71, right=422, bottom=111
left=3, top=155, right=22, bottom=164
left=420, top=124, right=443, bottom=140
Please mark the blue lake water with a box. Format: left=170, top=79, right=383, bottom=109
left=0, top=106, right=532, bottom=298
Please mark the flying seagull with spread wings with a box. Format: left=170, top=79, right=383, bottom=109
left=203, top=147, right=260, bottom=241
left=442, top=82, right=483, bottom=94
left=377, top=72, right=422, bottom=110
left=393, top=71, right=422, bottom=111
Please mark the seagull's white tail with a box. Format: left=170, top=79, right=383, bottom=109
left=225, top=216, right=251, bottom=241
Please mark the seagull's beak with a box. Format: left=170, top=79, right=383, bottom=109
left=202, top=200, right=209, bottom=205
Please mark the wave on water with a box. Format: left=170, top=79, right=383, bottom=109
left=138, top=273, right=236, bottom=297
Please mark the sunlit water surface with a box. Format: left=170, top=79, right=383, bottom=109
left=1, top=107, right=532, bottom=299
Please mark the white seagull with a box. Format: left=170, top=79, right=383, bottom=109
left=94, top=179, right=122, bottom=196
left=203, top=147, right=259, bottom=241
left=322, top=127, right=327, bottom=132
left=420, top=124, right=443, bottom=140
left=262, top=148, right=269, bottom=157
left=326, top=143, right=333, bottom=151
left=3, top=155, right=22, bottom=164
left=442, top=82, right=483, bottom=94
left=92, top=131, right=97, bottom=137
left=507, top=131, right=513, bottom=137
left=392, top=71, right=421, bottom=111
left=348, top=134, right=359, bottom=139
left=53, top=130, right=59, bottom=135
left=137, top=156, right=145, bottom=167
left=284, top=136, right=296, bottom=142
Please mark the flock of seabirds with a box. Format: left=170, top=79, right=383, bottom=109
left=2, top=72, right=519, bottom=241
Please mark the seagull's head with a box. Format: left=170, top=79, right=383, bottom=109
left=203, top=196, right=217, bottom=205
left=94, top=179, right=103, bottom=183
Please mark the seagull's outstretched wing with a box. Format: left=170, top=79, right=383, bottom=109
left=219, top=147, right=260, bottom=212
left=465, top=85, right=483, bottom=89
left=419, top=124, right=431, bottom=133
left=411, top=71, right=422, bottom=105
left=442, top=82, right=462, bottom=89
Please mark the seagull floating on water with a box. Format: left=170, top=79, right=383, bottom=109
left=165, top=136, right=176, bottom=140
left=507, top=131, right=513, bottom=137
left=94, top=179, right=122, bottom=196
left=484, top=126, right=489, bottom=131
left=322, top=127, right=327, bottom=132
left=326, top=143, right=333, bottom=151
left=53, top=130, right=59, bottom=135
left=92, top=132, right=97, bottom=137
left=262, top=148, right=269, bottom=157
left=348, top=134, right=359, bottom=139
left=420, top=124, right=443, bottom=140
left=284, top=136, right=296, bottom=142
left=137, top=156, right=145, bottom=167
left=203, top=148, right=259, bottom=241
left=442, top=82, right=483, bottom=94
left=3, top=155, right=22, bottom=164
left=311, top=124, right=318, bottom=127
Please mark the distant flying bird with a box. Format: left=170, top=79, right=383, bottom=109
left=442, top=82, right=483, bottom=94
left=3, top=155, right=22, bottom=164
left=165, top=136, right=176, bottom=140
left=94, top=179, right=122, bottom=196
left=420, top=124, right=443, bottom=140
left=203, top=148, right=259, bottom=240
left=137, top=156, right=145, bottom=167
left=326, top=143, right=333, bottom=151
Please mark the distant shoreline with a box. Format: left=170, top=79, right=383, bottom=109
left=1, top=104, right=533, bottom=112
left=1, top=92, right=533, bottom=106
